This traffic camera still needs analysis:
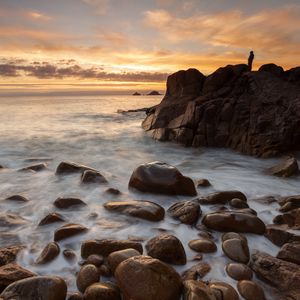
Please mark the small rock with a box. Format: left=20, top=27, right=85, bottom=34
left=198, top=190, right=247, bottom=205
left=181, top=262, right=211, bottom=281
left=268, top=157, right=299, bottom=177
left=145, top=234, right=186, bottom=265
left=277, top=242, right=300, bottom=265
left=115, top=255, right=182, bottom=300
left=38, top=213, right=65, bottom=226
left=104, top=200, right=165, bottom=222
left=76, top=264, right=100, bottom=293
left=104, top=188, right=121, bottom=195
left=237, top=280, right=266, bottom=300
left=4, top=195, right=29, bottom=202
left=19, top=163, right=47, bottom=172
left=128, top=161, right=197, bottom=196
left=108, top=248, right=141, bottom=273
left=225, top=263, right=253, bottom=281
left=168, top=200, right=201, bottom=225
left=0, top=276, right=67, bottom=300
left=196, top=178, right=211, bottom=187
left=98, top=264, right=111, bottom=277
left=188, top=239, right=217, bottom=253
left=229, top=198, right=249, bottom=209
left=81, top=170, right=107, bottom=184
left=84, top=282, right=121, bottom=300
left=63, top=249, right=77, bottom=262
left=36, top=242, right=60, bottom=265
left=67, top=292, right=83, bottom=300
left=0, top=246, right=24, bottom=266
left=222, top=237, right=250, bottom=263
left=54, top=223, right=88, bottom=242
left=183, top=280, right=216, bottom=300
left=86, top=254, right=104, bottom=267
left=54, top=197, right=87, bottom=209
left=209, top=282, right=239, bottom=300
left=81, top=239, right=143, bottom=258
left=56, top=161, right=96, bottom=175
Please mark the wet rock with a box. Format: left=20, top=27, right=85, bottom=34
left=234, top=208, right=257, bottom=215
left=229, top=198, right=249, bottom=209
left=85, top=254, right=104, bottom=267
left=268, top=157, right=299, bottom=177
left=0, top=246, right=24, bottom=266
left=181, top=262, right=211, bottom=280
left=115, top=255, right=182, bottom=300
left=188, top=239, right=217, bottom=253
left=19, top=163, right=47, bottom=172
left=265, top=225, right=300, bottom=246
left=98, top=264, right=111, bottom=277
left=273, top=212, right=296, bottom=227
left=183, top=280, right=216, bottom=300
left=67, top=292, right=83, bottom=300
left=0, top=214, right=28, bottom=228
left=250, top=252, right=300, bottom=299
left=104, top=188, right=121, bottom=195
left=237, top=280, right=266, bottom=300
left=225, top=263, right=253, bottom=281
left=81, top=239, right=143, bottom=258
left=222, top=237, right=250, bottom=263
left=54, top=197, right=87, bottom=209
left=196, top=178, right=211, bottom=187
left=76, top=264, right=100, bottom=293
left=4, top=195, right=29, bottom=202
left=81, top=170, right=107, bottom=184
left=198, top=190, right=247, bottom=205
left=54, top=223, right=88, bottom=242
left=38, top=212, right=65, bottom=226
left=277, top=242, right=300, bottom=265
left=128, top=161, right=197, bottom=196
left=56, top=161, right=96, bottom=175
left=209, top=282, right=239, bottom=300
left=0, top=276, right=67, bottom=300
left=202, top=212, right=265, bottom=234
left=108, top=248, right=141, bottom=273
left=252, top=195, right=278, bottom=204
left=145, top=234, right=186, bottom=265
left=0, top=263, right=36, bottom=287
left=222, top=232, right=247, bottom=243
left=84, top=282, right=121, bottom=300
left=168, top=200, right=201, bottom=225
left=63, top=249, right=77, bottom=262
left=104, top=200, right=165, bottom=222
left=35, top=242, right=60, bottom=265
left=279, top=196, right=300, bottom=213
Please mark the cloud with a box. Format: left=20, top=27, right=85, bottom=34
left=144, top=6, right=300, bottom=56
left=27, top=11, right=52, bottom=21
left=81, top=0, right=110, bottom=15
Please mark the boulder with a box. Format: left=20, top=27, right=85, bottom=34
left=188, top=239, right=217, bottom=253
left=145, top=234, right=186, bottom=265
left=81, top=239, right=143, bottom=258
left=277, top=242, right=300, bottom=265
left=198, top=190, right=247, bottom=205
left=35, top=242, right=60, bottom=265
left=259, top=63, right=284, bottom=77
left=209, top=282, right=239, bottom=300
left=19, top=163, right=47, bottom=172
left=181, top=262, right=211, bottom=281
left=237, top=280, right=266, bottom=300
left=0, top=246, right=24, bottom=266
left=38, top=213, right=65, bottom=226
left=84, top=282, right=121, bottom=300
left=54, top=197, right=87, bottom=209
left=128, top=161, right=197, bottom=196
left=63, top=249, right=77, bottom=262
left=225, top=263, right=253, bottom=281
left=104, top=200, right=165, bottom=222
left=108, top=248, right=141, bottom=273
left=4, top=195, right=29, bottom=202
left=265, top=225, right=300, bottom=246
left=168, top=200, right=201, bottom=225
left=54, top=223, right=88, bottom=242
left=202, top=212, right=265, bottom=234
left=0, top=276, right=67, bottom=300
left=115, top=255, right=182, bottom=300
left=81, top=170, right=107, bottom=184
left=268, top=157, right=299, bottom=177
left=56, top=161, right=96, bottom=175
left=183, top=280, right=216, bottom=300
left=222, top=237, right=250, bottom=264
left=76, top=264, right=100, bottom=293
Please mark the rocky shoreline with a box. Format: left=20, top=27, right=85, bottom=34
left=0, top=160, right=299, bottom=299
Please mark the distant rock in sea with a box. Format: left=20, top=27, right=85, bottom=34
left=132, top=92, right=141, bottom=96
left=147, top=91, right=161, bottom=95
left=142, top=64, right=300, bottom=157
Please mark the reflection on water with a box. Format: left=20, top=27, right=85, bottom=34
left=0, top=95, right=299, bottom=295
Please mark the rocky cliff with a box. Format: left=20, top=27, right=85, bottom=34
left=142, top=64, right=300, bottom=157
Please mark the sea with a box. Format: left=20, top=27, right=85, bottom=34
left=0, top=94, right=299, bottom=296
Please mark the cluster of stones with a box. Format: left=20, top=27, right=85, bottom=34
left=0, top=160, right=299, bottom=299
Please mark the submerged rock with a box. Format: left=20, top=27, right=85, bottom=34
left=54, top=223, right=88, bottom=242
left=0, top=276, right=67, bottom=300
left=35, top=242, right=60, bottom=265
left=54, top=197, right=87, bottom=209
left=268, top=157, right=299, bottom=177
left=56, top=161, right=96, bottom=175
left=198, top=190, right=247, bottom=205
left=128, top=161, right=197, bottom=196
left=4, top=195, right=29, bottom=202
left=38, top=212, right=65, bottom=226
left=19, top=163, right=47, bottom=172
left=0, top=246, right=24, bottom=266
left=168, top=200, right=201, bottom=225
left=115, top=255, right=182, bottom=300
left=145, top=234, right=186, bottom=265
left=104, top=200, right=165, bottom=221
left=81, top=170, right=107, bottom=184
left=0, top=213, right=28, bottom=228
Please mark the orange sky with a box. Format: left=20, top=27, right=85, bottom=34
left=0, top=0, right=299, bottom=94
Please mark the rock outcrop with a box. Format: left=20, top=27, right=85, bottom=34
left=142, top=64, right=300, bottom=157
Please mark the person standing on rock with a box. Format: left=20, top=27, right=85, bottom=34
left=248, top=51, right=254, bottom=71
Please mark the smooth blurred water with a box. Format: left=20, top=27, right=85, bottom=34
left=0, top=95, right=299, bottom=297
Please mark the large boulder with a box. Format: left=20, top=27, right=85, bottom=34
left=268, top=157, right=299, bottom=177
left=115, top=255, right=182, bottom=300
left=128, top=161, right=196, bottom=196
left=0, top=276, right=67, bottom=300
left=142, top=65, right=300, bottom=157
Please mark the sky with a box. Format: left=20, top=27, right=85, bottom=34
left=0, top=0, right=299, bottom=94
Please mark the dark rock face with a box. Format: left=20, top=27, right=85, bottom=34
left=54, top=223, right=88, bottom=242
left=104, top=200, right=165, bottom=222
left=202, top=212, right=265, bottom=234
left=0, top=276, right=67, bottom=300
left=268, top=157, right=299, bottom=177
left=145, top=234, right=186, bottom=265
left=128, top=161, right=197, bottom=196
left=115, top=255, right=182, bottom=300
left=168, top=200, right=201, bottom=224
left=142, top=65, right=300, bottom=157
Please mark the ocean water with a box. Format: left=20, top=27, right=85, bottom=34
left=0, top=94, right=299, bottom=297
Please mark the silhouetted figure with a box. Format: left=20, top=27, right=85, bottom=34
left=248, top=51, right=254, bottom=71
